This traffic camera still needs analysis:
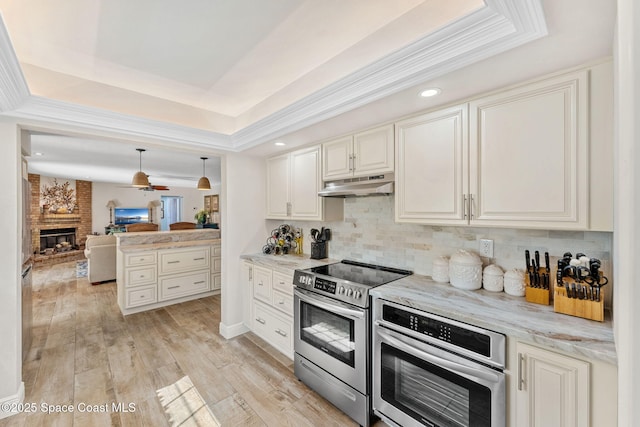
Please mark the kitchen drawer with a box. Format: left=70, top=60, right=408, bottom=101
left=212, top=257, right=221, bottom=274
left=159, top=270, right=210, bottom=301
left=211, top=244, right=222, bottom=257
left=125, top=266, right=157, bottom=287
left=159, top=247, right=210, bottom=275
left=125, top=252, right=157, bottom=267
left=253, top=265, right=273, bottom=304
left=211, top=273, right=221, bottom=290
left=272, top=271, right=293, bottom=295
left=126, top=285, right=157, bottom=308
left=253, top=301, right=293, bottom=356
left=272, top=289, right=293, bottom=315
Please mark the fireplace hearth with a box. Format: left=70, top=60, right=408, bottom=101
left=39, top=227, right=77, bottom=254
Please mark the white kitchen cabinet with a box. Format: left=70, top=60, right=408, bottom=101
left=322, top=125, right=394, bottom=180
left=117, top=242, right=219, bottom=315
left=266, top=145, right=342, bottom=221
left=515, top=342, right=590, bottom=427
left=395, top=104, right=468, bottom=225
left=469, top=70, right=589, bottom=229
left=396, top=70, right=591, bottom=229
left=245, top=262, right=294, bottom=359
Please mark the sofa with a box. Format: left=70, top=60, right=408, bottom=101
left=84, top=235, right=116, bottom=284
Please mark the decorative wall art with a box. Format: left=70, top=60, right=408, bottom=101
left=40, top=178, right=77, bottom=213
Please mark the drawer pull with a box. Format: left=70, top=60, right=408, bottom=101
left=193, top=281, right=205, bottom=285
left=167, top=260, right=180, bottom=264
left=258, top=281, right=263, bottom=286
left=168, top=285, right=180, bottom=290
left=279, top=281, right=285, bottom=285
left=278, top=300, right=285, bottom=305
left=275, top=329, right=287, bottom=337
left=139, top=275, right=145, bottom=278
left=255, top=317, right=266, bottom=324
left=193, top=257, right=205, bottom=261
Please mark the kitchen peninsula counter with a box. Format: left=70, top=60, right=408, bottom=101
left=116, top=229, right=221, bottom=315
left=240, top=254, right=616, bottom=366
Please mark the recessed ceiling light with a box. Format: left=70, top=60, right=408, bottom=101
left=274, top=141, right=286, bottom=146
left=420, top=88, right=441, bottom=98
left=34, top=152, right=43, bottom=156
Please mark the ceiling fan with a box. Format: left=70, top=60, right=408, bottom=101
left=138, top=180, right=170, bottom=192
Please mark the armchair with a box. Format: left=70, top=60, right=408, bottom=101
left=84, top=235, right=117, bottom=284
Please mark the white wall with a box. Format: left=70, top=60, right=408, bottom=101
left=219, top=153, right=268, bottom=338
left=614, top=0, right=640, bottom=424
left=92, top=182, right=221, bottom=233
left=0, top=118, right=23, bottom=415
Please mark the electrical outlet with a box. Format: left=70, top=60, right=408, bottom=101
left=479, top=239, right=494, bottom=258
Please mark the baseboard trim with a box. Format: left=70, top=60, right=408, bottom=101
left=0, top=382, right=25, bottom=420
left=219, top=321, right=249, bottom=339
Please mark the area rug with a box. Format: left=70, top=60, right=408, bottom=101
left=156, top=375, right=221, bottom=427
left=76, top=260, right=87, bottom=278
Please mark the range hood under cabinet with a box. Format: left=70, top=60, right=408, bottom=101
left=318, top=173, right=394, bottom=197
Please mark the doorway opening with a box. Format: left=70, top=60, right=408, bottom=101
left=160, top=196, right=183, bottom=231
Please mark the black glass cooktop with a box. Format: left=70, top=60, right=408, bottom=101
left=308, top=260, right=412, bottom=288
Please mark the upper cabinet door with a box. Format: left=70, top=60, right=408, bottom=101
left=353, top=124, right=394, bottom=177
left=290, top=145, right=322, bottom=220
left=395, top=105, right=469, bottom=224
left=266, top=153, right=290, bottom=219
left=469, top=71, right=589, bottom=229
left=322, top=136, right=353, bottom=180
left=322, top=124, right=394, bottom=180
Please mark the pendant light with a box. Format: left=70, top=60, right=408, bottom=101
left=197, top=157, right=211, bottom=190
left=132, top=148, right=150, bottom=187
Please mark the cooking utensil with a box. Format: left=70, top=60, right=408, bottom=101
left=525, top=250, right=531, bottom=271
left=310, top=228, right=320, bottom=242
left=534, top=251, right=540, bottom=271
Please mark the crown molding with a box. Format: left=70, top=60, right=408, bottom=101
left=0, top=15, right=30, bottom=112
left=0, top=0, right=547, bottom=153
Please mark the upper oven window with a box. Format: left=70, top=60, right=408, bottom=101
left=299, top=299, right=355, bottom=367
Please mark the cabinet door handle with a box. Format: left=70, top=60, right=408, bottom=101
left=470, top=194, right=475, bottom=219
left=286, top=202, right=291, bottom=216
left=193, top=281, right=205, bottom=285
left=518, top=353, right=526, bottom=391
left=168, top=285, right=180, bottom=290
left=258, top=281, right=263, bottom=286
left=463, top=194, right=468, bottom=219
left=167, top=260, right=180, bottom=264
left=249, top=267, right=253, bottom=281
left=275, top=329, right=287, bottom=337
left=193, top=257, right=205, bottom=261
left=349, top=154, right=354, bottom=172
left=255, top=317, right=266, bottom=324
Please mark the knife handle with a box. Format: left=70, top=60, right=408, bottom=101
left=544, top=252, right=550, bottom=272
left=525, top=250, right=531, bottom=271
left=534, top=251, right=540, bottom=269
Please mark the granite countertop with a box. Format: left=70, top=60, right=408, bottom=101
left=372, top=276, right=617, bottom=366
left=240, top=253, right=340, bottom=276
left=117, top=229, right=220, bottom=251
left=240, top=253, right=616, bottom=365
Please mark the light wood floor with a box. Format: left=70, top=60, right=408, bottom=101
left=1, top=260, right=386, bottom=427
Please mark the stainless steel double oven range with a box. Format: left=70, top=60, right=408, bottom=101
left=293, top=260, right=412, bottom=426
left=294, top=259, right=507, bottom=427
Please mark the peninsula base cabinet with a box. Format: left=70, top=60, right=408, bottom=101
left=245, top=262, right=294, bottom=359
left=510, top=341, right=617, bottom=427
left=117, top=243, right=220, bottom=315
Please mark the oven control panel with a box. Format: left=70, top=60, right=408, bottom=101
left=293, top=270, right=368, bottom=307
left=383, top=304, right=492, bottom=358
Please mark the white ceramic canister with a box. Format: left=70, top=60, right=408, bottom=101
left=432, top=256, right=450, bottom=283
left=448, top=250, right=483, bottom=290
left=503, top=268, right=526, bottom=297
left=482, top=264, right=504, bottom=292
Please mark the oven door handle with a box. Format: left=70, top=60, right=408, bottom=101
left=377, top=326, right=502, bottom=384
left=294, top=288, right=365, bottom=320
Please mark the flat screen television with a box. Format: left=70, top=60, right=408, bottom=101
left=114, top=207, right=149, bottom=225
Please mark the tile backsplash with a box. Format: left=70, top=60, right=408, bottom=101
left=267, top=196, right=613, bottom=304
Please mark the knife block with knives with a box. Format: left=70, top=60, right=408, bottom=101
left=552, top=252, right=606, bottom=322
left=524, top=250, right=552, bottom=305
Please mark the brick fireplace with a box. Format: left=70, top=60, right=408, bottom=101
left=28, top=174, right=92, bottom=265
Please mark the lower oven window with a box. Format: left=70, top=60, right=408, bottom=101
left=380, top=342, right=491, bottom=427
left=299, top=300, right=355, bottom=367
